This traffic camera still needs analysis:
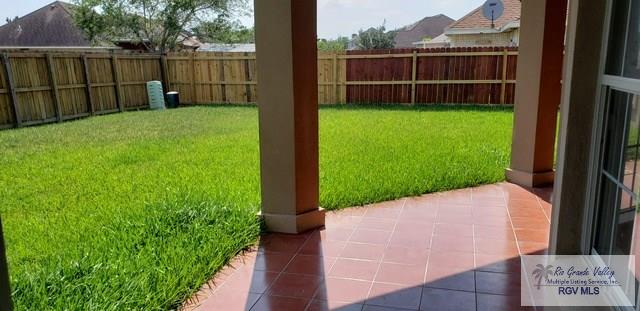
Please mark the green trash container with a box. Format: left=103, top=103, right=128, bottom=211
left=166, top=92, right=180, bottom=109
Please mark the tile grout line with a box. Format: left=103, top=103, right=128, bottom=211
left=419, top=195, right=439, bottom=311
left=255, top=231, right=314, bottom=311
left=362, top=198, right=407, bottom=308
left=304, top=212, right=359, bottom=311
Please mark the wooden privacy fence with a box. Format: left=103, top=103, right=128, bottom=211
left=0, top=47, right=518, bottom=129
left=165, top=47, right=518, bottom=106
left=0, top=52, right=162, bottom=129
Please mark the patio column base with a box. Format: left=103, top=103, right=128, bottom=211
left=506, top=168, right=554, bottom=188
left=259, top=208, right=325, bottom=234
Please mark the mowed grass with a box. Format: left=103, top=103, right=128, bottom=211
left=0, top=105, right=512, bottom=310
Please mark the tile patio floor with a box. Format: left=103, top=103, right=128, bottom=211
left=183, top=182, right=552, bottom=311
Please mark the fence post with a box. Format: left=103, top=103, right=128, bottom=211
left=160, top=54, right=170, bottom=94
left=1, top=54, right=20, bottom=128
left=190, top=53, right=196, bottom=104
left=411, top=51, right=418, bottom=105
left=218, top=53, right=227, bottom=103
left=243, top=52, right=252, bottom=103
left=81, top=55, right=95, bottom=114
left=111, top=55, right=123, bottom=112
left=0, top=216, right=12, bottom=311
left=500, top=49, right=509, bottom=105
left=332, top=53, right=339, bottom=104
left=46, top=54, right=62, bottom=122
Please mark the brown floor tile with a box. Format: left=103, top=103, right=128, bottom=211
left=507, top=206, right=548, bottom=219
left=474, top=225, right=516, bottom=241
left=300, top=238, right=347, bottom=257
left=399, top=205, right=438, bottom=223
left=476, top=293, right=524, bottom=311
left=438, top=190, right=473, bottom=206
left=387, top=230, right=431, bottom=248
left=474, top=253, right=521, bottom=273
left=244, top=252, right=294, bottom=272
left=518, top=241, right=548, bottom=255
left=394, top=220, right=434, bottom=236
left=510, top=217, right=550, bottom=230
left=424, top=270, right=475, bottom=292
left=473, top=215, right=513, bottom=227
left=267, top=273, right=323, bottom=299
left=257, top=234, right=309, bottom=254
left=375, top=262, right=426, bottom=286
left=475, top=271, right=521, bottom=295
left=429, top=250, right=475, bottom=270
left=507, top=198, right=540, bottom=208
left=431, top=235, right=474, bottom=253
left=307, top=299, right=364, bottom=311
left=250, top=295, right=309, bottom=311
left=313, top=277, right=372, bottom=303
left=339, top=242, right=386, bottom=261
left=358, top=217, right=397, bottom=231
left=329, top=258, right=380, bottom=281
left=366, top=283, right=422, bottom=310
left=221, top=267, right=280, bottom=294
left=382, top=246, right=429, bottom=265
left=316, top=227, right=356, bottom=242
left=513, top=228, right=549, bottom=243
left=325, top=214, right=363, bottom=229
left=436, top=213, right=474, bottom=225
left=196, top=285, right=261, bottom=311
left=472, top=205, right=510, bottom=217
left=350, top=229, right=393, bottom=245
left=403, top=196, right=438, bottom=209
left=475, top=238, right=520, bottom=257
left=363, top=202, right=403, bottom=219
left=420, top=288, right=475, bottom=311
left=437, top=204, right=473, bottom=217
left=434, top=223, right=473, bottom=237
left=284, top=255, right=336, bottom=276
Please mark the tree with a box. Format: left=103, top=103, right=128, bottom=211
left=73, top=0, right=248, bottom=52
left=5, top=16, right=18, bottom=24
left=193, top=15, right=254, bottom=43
left=317, top=36, right=349, bottom=52
left=354, top=23, right=396, bottom=50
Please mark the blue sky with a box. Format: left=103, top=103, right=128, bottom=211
left=0, top=0, right=483, bottom=39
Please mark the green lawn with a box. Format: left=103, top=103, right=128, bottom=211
left=0, top=105, right=513, bottom=310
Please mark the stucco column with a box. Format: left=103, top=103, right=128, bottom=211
left=506, top=0, right=568, bottom=187
left=254, top=0, right=324, bottom=233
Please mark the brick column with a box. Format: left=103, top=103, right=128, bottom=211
left=254, top=0, right=324, bottom=233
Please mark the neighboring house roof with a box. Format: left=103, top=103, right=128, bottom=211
left=394, top=14, right=455, bottom=48
left=413, top=33, right=451, bottom=47
left=198, top=43, right=255, bottom=52
left=445, top=0, right=521, bottom=35
left=0, top=1, right=94, bottom=47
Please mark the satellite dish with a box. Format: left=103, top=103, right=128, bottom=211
left=482, top=0, right=504, bottom=28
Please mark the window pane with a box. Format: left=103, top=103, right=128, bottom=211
left=623, top=0, right=640, bottom=78
left=603, top=90, right=631, bottom=177
left=606, top=0, right=631, bottom=76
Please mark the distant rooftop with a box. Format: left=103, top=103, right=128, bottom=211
left=198, top=43, right=255, bottom=52
left=0, top=1, right=96, bottom=47
left=446, top=0, right=521, bottom=33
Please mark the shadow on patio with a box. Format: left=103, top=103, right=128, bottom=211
left=182, top=182, right=551, bottom=311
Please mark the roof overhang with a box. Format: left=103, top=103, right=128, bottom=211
left=445, top=20, right=520, bottom=35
